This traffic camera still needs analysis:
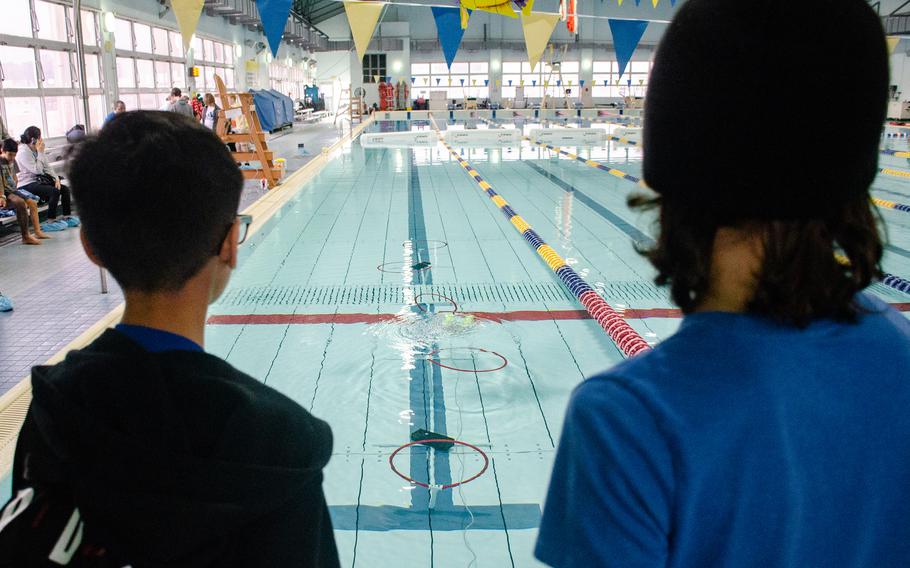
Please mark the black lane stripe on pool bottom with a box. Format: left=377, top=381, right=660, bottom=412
left=521, top=160, right=655, bottom=248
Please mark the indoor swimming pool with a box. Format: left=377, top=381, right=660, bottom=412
left=198, top=117, right=910, bottom=566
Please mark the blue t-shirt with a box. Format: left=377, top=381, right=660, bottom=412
left=536, top=294, right=910, bottom=568
left=115, top=324, right=203, bottom=353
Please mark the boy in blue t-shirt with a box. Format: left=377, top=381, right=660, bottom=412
left=536, top=1, right=910, bottom=567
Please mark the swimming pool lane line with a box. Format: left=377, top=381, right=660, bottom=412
left=429, top=114, right=651, bottom=357
left=873, top=197, right=910, bottom=213
left=481, top=117, right=648, bottom=186
left=482, top=118, right=910, bottom=296
left=487, top=118, right=910, bottom=216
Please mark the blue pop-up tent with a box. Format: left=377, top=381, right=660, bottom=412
left=268, top=89, right=295, bottom=126
left=250, top=90, right=282, bottom=132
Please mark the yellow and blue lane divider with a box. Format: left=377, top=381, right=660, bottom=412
left=879, top=166, right=910, bottom=180
left=509, top=121, right=910, bottom=219
left=836, top=254, right=910, bottom=294
left=880, top=148, right=910, bottom=159
left=478, top=117, right=647, bottom=187
left=485, top=117, right=910, bottom=298
left=428, top=115, right=651, bottom=357
left=872, top=197, right=910, bottom=213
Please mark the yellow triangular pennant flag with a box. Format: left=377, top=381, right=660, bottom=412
left=521, top=12, right=560, bottom=72
left=343, top=1, right=385, bottom=61
left=618, top=0, right=623, bottom=5
left=172, top=0, right=205, bottom=50
left=652, top=0, right=659, bottom=6
left=888, top=36, right=901, bottom=55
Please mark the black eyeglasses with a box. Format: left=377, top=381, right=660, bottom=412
left=216, top=214, right=253, bottom=254
left=236, top=214, right=252, bottom=244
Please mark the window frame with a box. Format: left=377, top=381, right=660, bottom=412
left=0, top=2, right=104, bottom=138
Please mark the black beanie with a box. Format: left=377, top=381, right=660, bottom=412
left=643, top=0, right=889, bottom=222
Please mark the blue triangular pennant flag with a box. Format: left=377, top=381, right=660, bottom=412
left=485, top=79, right=489, bottom=86
left=411, top=76, right=416, bottom=83
left=257, top=0, right=294, bottom=57
left=432, top=7, right=470, bottom=69
left=634, top=0, right=641, bottom=5
left=580, top=79, right=585, bottom=87
left=436, top=77, right=441, bottom=85
left=532, top=80, right=537, bottom=86
left=608, top=19, right=649, bottom=78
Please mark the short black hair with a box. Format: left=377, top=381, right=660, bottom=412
left=2, top=139, right=18, bottom=153
left=171, top=87, right=182, bottom=98
left=68, top=111, right=243, bottom=292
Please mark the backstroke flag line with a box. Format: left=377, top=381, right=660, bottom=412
left=608, top=18, right=649, bottom=78
left=521, top=12, right=560, bottom=72
left=257, top=0, right=295, bottom=57
left=433, top=7, right=471, bottom=69
left=172, top=0, right=205, bottom=51
left=344, top=1, right=386, bottom=61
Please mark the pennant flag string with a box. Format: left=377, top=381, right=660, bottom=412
left=608, top=18, right=648, bottom=78
left=432, top=6, right=470, bottom=69
left=521, top=11, right=560, bottom=72
left=172, top=0, right=205, bottom=51
left=257, top=0, right=295, bottom=57
left=343, top=1, right=386, bottom=61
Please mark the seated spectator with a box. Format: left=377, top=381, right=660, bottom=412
left=15, top=126, right=77, bottom=231
left=0, top=111, right=339, bottom=566
left=1, top=139, right=48, bottom=245
left=535, top=1, right=910, bottom=567
left=166, top=88, right=195, bottom=118
left=104, top=100, right=126, bottom=125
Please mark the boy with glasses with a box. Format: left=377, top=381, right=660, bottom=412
left=0, top=112, right=339, bottom=566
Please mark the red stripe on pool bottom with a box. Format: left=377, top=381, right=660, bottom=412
left=206, top=308, right=682, bottom=326
left=206, top=303, right=910, bottom=326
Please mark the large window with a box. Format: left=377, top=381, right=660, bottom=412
left=592, top=60, right=651, bottom=98
left=363, top=54, right=386, bottom=84
left=411, top=61, right=488, bottom=99
left=269, top=59, right=312, bottom=101
left=501, top=61, right=579, bottom=100
left=192, top=35, right=236, bottom=92
left=114, top=17, right=188, bottom=111
left=0, top=1, right=105, bottom=136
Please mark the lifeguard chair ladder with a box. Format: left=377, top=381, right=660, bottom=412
left=214, top=74, right=280, bottom=189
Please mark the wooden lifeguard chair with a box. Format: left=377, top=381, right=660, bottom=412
left=214, top=74, right=281, bottom=189
left=334, top=84, right=365, bottom=126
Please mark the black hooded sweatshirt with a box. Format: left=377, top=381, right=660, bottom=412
left=0, top=329, right=340, bottom=567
